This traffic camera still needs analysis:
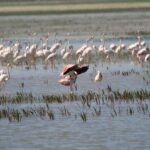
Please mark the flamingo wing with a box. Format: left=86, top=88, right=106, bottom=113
left=74, top=65, right=89, bottom=75
left=63, top=64, right=78, bottom=75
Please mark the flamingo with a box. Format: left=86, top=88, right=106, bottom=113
left=0, top=64, right=10, bottom=89
left=127, top=34, right=145, bottom=53
left=104, top=49, right=115, bottom=61
left=24, top=44, right=37, bottom=64
left=137, top=47, right=149, bottom=56
left=0, top=73, right=9, bottom=83
left=60, top=48, right=66, bottom=56
left=35, top=50, right=45, bottom=59
left=62, top=51, right=72, bottom=63
left=49, top=41, right=61, bottom=53
left=75, top=37, right=93, bottom=56
left=136, top=47, right=149, bottom=63
left=0, top=44, right=4, bottom=50
left=13, top=55, right=26, bottom=65
left=60, top=39, right=69, bottom=56
left=76, top=55, right=84, bottom=66
left=110, top=43, right=117, bottom=51
left=98, top=33, right=106, bottom=54
left=45, top=52, right=57, bottom=69
left=62, top=40, right=74, bottom=63
left=76, top=44, right=87, bottom=56
left=115, top=37, right=126, bottom=54
left=82, top=46, right=92, bottom=57
left=144, top=54, right=150, bottom=62
left=94, top=71, right=103, bottom=82
left=35, top=37, right=50, bottom=59
left=0, top=69, right=5, bottom=75
left=0, top=47, right=13, bottom=60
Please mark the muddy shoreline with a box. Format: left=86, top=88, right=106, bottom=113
left=0, top=11, right=150, bottom=38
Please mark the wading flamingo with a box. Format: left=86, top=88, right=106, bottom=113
left=94, top=71, right=103, bottom=82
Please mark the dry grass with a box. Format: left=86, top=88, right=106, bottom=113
left=0, top=2, right=150, bottom=15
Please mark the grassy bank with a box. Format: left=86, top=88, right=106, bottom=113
left=0, top=2, right=150, bottom=15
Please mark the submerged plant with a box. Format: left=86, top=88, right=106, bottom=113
left=47, top=110, right=55, bottom=120
left=80, top=112, right=87, bottom=122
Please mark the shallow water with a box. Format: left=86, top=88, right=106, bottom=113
left=1, top=61, right=149, bottom=96
left=0, top=36, right=150, bottom=150
left=0, top=101, right=150, bottom=150
left=0, top=36, right=150, bottom=95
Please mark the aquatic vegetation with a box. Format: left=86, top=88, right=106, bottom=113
left=0, top=88, right=149, bottom=105
left=47, top=110, right=55, bottom=120
left=58, top=106, right=71, bottom=117
left=93, top=106, right=101, bottom=116
left=80, top=112, right=87, bottom=122
left=0, top=88, right=149, bottom=122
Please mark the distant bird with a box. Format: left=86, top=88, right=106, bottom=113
left=0, top=73, right=9, bottom=83
left=104, top=49, right=115, bottom=61
left=145, top=54, right=150, bottom=62
left=94, top=71, right=103, bottom=82
left=76, top=44, right=87, bottom=56
left=24, top=44, right=37, bottom=63
left=62, top=40, right=73, bottom=63
left=0, top=44, right=4, bottom=50
left=0, top=64, right=10, bottom=89
left=75, top=36, right=93, bottom=56
left=110, top=43, right=117, bottom=51
left=137, top=47, right=149, bottom=56
left=62, top=51, right=72, bottom=62
left=115, top=37, right=126, bottom=54
left=60, top=39, right=70, bottom=56
left=45, top=52, right=57, bottom=69
left=49, top=41, right=61, bottom=53
left=0, top=69, right=5, bottom=75
left=137, top=47, right=149, bottom=63
left=76, top=55, right=84, bottom=66
left=13, top=55, right=26, bottom=65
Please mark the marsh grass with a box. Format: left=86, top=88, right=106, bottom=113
left=80, top=112, right=87, bottom=122
left=0, top=88, right=149, bottom=105
left=0, top=88, right=149, bottom=122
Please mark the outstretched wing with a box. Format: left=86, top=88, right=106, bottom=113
left=75, top=65, right=89, bottom=75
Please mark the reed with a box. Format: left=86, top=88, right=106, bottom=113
left=0, top=88, right=150, bottom=105
left=47, top=110, right=55, bottom=120
left=58, top=106, right=71, bottom=117
left=80, top=112, right=87, bottom=122
left=93, top=106, right=101, bottom=116
left=0, top=87, right=149, bottom=122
